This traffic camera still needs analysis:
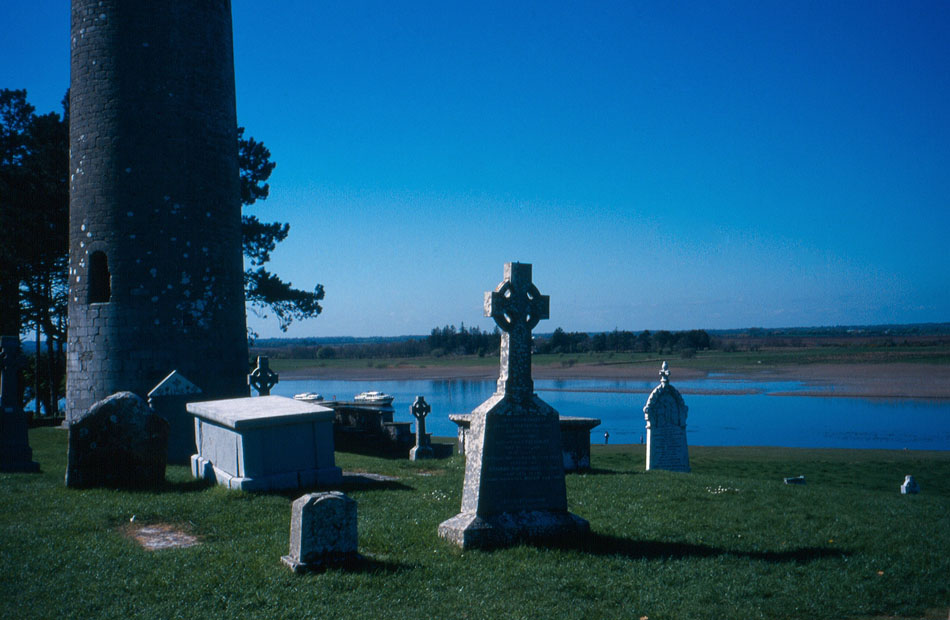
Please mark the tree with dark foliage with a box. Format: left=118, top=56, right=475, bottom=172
left=238, top=127, right=324, bottom=336
left=1, top=89, right=324, bottom=409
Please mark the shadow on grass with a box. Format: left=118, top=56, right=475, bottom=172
left=570, top=467, right=628, bottom=476
left=293, top=553, right=413, bottom=576
left=161, top=478, right=215, bottom=493
left=266, top=476, right=416, bottom=500
left=547, top=533, right=849, bottom=564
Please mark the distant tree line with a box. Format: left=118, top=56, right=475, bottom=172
left=535, top=328, right=712, bottom=356
left=427, top=324, right=500, bottom=357
left=253, top=325, right=718, bottom=360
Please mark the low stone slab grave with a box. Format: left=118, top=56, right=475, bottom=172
left=188, top=395, right=342, bottom=491
left=125, top=523, right=200, bottom=551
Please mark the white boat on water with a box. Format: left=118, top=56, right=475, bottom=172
left=293, top=392, right=325, bottom=403
left=353, top=391, right=394, bottom=406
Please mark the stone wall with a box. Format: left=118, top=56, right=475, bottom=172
left=66, top=1, right=248, bottom=421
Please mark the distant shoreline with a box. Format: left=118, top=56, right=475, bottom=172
left=278, top=361, right=950, bottom=400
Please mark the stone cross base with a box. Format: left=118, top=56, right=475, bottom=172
left=438, top=393, right=590, bottom=550
left=438, top=510, right=589, bottom=550
left=0, top=442, right=40, bottom=473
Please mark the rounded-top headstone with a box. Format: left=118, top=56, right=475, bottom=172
left=282, top=491, right=358, bottom=573
left=66, top=391, right=169, bottom=489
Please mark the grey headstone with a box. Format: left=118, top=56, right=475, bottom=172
left=901, top=475, right=920, bottom=494
left=0, top=336, right=40, bottom=472
left=282, top=492, right=358, bottom=573
left=644, top=362, right=690, bottom=473
left=438, top=263, right=589, bottom=549
left=66, top=391, right=169, bottom=488
left=409, top=395, right=433, bottom=460
left=147, top=370, right=203, bottom=464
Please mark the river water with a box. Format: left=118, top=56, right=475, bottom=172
left=272, top=376, right=950, bottom=451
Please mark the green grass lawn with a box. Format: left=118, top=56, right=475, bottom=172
left=2, top=429, right=948, bottom=619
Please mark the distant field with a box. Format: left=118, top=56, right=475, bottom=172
left=264, top=344, right=950, bottom=374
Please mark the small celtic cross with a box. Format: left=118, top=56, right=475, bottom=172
left=411, top=395, right=431, bottom=448
left=248, top=356, right=279, bottom=396
left=484, top=262, right=549, bottom=399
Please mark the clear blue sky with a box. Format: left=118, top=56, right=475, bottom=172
left=3, top=2, right=948, bottom=337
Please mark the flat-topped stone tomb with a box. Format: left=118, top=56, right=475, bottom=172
left=188, top=395, right=342, bottom=491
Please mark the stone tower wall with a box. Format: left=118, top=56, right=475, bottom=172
left=67, top=0, right=248, bottom=421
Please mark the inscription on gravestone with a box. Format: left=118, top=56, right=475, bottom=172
left=438, top=263, right=589, bottom=549
left=643, top=362, right=690, bottom=473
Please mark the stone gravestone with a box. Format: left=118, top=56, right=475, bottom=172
left=901, top=475, right=920, bottom=494
left=147, top=370, right=203, bottom=464
left=66, top=391, right=169, bottom=488
left=248, top=356, right=278, bottom=396
left=643, top=361, right=690, bottom=472
left=0, top=336, right=40, bottom=472
left=438, top=262, right=589, bottom=549
left=409, top=395, right=434, bottom=461
left=282, top=491, right=359, bottom=573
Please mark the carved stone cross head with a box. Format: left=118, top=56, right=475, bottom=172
left=485, top=262, right=550, bottom=333
left=248, top=355, right=279, bottom=396
left=410, top=395, right=430, bottom=420
left=484, top=262, right=549, bottom=399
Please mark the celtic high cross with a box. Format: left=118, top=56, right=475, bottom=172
left=485, top=262, right=549, bottom=400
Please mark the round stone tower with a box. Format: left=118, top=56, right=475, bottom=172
left=66, top=0, right=249, bottom=421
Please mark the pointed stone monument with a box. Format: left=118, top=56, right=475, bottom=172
left=643, top=361, right=690, bottom=472
left=147, top=370, right=203, bottom=464
left=0, top=336, right=40, bottom=472
left=438, top=262, right=589, bottom=549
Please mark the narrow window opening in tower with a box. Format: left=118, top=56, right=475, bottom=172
left=89, top=251, right=111, bottom=303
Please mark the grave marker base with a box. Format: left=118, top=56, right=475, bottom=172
left=438, top=510, right=590, bottom=550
